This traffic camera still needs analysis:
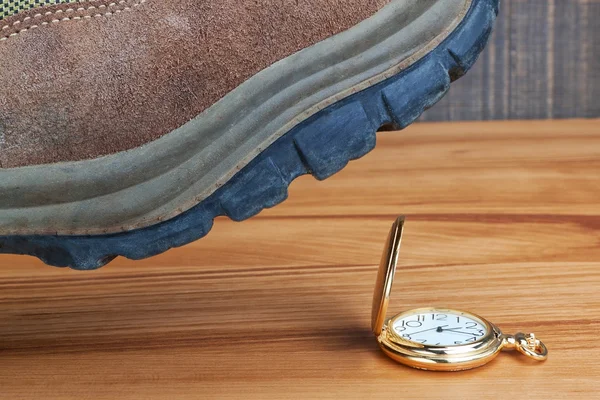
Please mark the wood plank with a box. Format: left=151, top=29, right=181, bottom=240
left=509, top=0, right=551, bottom=119
left=0, top=120, right=599, bottom=399
left=421, top=0, right=600, bottom=121
left=265, top=119, right=600, bottom=217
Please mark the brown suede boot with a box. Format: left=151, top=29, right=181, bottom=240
left=0, top=0, right=499, bottom=269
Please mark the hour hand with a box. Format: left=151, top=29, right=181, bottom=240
left=409, top=325, right=449, bottom=336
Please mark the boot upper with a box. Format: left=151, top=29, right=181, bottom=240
left=0, top=0, right=390, bottom=167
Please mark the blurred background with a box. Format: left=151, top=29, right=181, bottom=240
left=421, top=0, right=599, bottom=121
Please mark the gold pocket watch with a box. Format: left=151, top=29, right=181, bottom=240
left=372, top=216, right=548, bottom=371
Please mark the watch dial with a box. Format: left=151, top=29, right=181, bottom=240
left=392, top=310, right=488, bottom=346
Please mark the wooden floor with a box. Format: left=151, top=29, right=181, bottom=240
left=1, top=120, right=599, bottom=399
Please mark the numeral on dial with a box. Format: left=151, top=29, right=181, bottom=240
left=433, top=314, right=447, bottom=321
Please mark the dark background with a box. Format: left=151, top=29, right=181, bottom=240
left=421, top=0, right=599, bottom=121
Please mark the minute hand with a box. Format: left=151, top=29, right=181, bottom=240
left=443, top=327, right=479, bottom=336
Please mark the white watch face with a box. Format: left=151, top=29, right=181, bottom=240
left=392, top=310, right=488, bottom=346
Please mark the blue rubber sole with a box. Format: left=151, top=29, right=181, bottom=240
left=0, top=0, right=499, bottom=270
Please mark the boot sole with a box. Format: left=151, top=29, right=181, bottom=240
left=0, top=0, right=498, bottom=269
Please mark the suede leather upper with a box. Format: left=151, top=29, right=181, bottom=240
left=0, top=0, right=390, bottom=167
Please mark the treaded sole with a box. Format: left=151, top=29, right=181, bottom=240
left=0, top=0, right=499, bottom=269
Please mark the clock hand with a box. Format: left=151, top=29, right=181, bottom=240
left=408, top=325, right=449, bottom=336
left=442, top=327, right=478, bottom=336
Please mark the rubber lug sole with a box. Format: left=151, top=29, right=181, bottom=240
left=0, top=0, right=499, bottom=269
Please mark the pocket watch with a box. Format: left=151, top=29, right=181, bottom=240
left=372, top=216, right=548, bottom=371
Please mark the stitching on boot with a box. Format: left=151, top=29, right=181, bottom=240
left=0, top=0, right=146, bottom=41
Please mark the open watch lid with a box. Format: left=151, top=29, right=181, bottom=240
left=371, top=216, right=405, bottom=336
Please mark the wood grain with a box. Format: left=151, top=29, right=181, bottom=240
left=421, top=0, right=600, bottom=121
left=1, top=120, right=599, bottom=399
